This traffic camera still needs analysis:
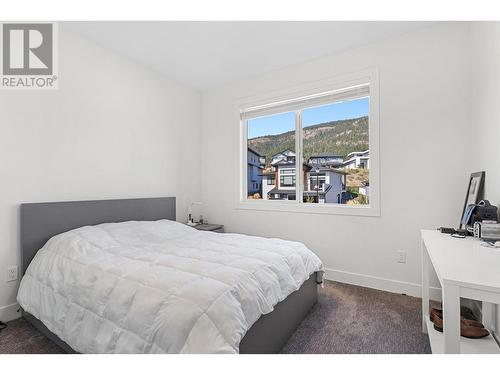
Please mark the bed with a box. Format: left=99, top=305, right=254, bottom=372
left=18, top=197, right=322, bottom=354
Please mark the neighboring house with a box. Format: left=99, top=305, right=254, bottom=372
left=266, top=151, right=299, bottom=200
left=305, top=166, right=347, bottom=204
left=247, top=147, right=265, bottom=196
left=261, top=169, right=276, bottom=199
left=343, top=150, right=370, bottom=169
left=270, top=149, right=295, bottom=165
left=262, top=150, right=347, bottom=203
left=263, top=149, right=298, bottom=200
left=308, top=154, right=344, bottom=168
left=359, top=181, right=370, bottom=197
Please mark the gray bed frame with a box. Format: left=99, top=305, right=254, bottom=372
left=20, top=197, right=318, bottom=354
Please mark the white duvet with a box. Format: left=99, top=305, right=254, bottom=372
left=17, top=220, right=322, bottom=353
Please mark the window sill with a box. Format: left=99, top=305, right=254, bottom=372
left=235, top=200, right=380, bottom=217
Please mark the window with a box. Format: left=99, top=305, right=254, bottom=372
left=309, top=175, right=326, bottom=191
left=280, top=175, right=296, bottom=187
left=246, top=111, right=295, bottom=200
left=302, top=98, right=369, bottom=205
left=239, top=70, right=379, bottom=216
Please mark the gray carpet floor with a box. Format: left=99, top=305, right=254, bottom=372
left=0, top=280, right=430, bottom=354
left=281, top=281, right=430, bottom=354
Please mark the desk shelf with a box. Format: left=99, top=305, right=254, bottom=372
left=424, top=315, right=500, bottom=354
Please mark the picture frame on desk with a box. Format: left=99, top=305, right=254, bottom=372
left=459, top=171, right=485, bottom=230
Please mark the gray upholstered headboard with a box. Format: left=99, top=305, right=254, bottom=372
left=20, top=197, right=176, bottom=276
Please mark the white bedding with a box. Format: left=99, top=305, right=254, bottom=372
left=17, top=220, right=322, bottom=353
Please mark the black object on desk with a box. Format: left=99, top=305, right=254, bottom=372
left=438, top=227, right=468, bottom=238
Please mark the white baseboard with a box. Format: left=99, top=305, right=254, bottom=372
left=0, top=303, right=21, bottom=322
left=324, top=268, right=442, bottom=301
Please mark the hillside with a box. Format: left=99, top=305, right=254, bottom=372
left=248, top=116, right=368, bottom=165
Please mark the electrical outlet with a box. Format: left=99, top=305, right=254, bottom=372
left=397, top=251, right=406, bottom=264
left=7, top=266, right=18, bottom=282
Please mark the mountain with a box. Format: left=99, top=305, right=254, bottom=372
left=248, top=116, right=368, bottom=165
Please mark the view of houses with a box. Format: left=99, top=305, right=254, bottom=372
left=247, top=147, right=370, bottom=204
left=343, top=150, right=370, bottom=169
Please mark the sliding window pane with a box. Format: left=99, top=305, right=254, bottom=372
left=302, top=97, right=369, bottom=205
left=247, top=112, right=295, bottom=201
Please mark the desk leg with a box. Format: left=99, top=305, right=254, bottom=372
left=443, top=282, right=460, bottom=354
left=482, top=302, right=497, bottom=332
left=421, top=239, right=430, bottom=333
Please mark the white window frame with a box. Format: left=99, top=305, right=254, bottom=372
left=235, top=68, right=380, bottom=217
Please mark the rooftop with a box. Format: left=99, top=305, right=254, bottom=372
left=259, top=170, right=276, bottom=176
left=346, top=150, right=369, bottom=158
left=248, top=147, right=265, bottom=157
left=308, top=166, right=348, bottom=175
left=309, top=154, right=343, bottom=158
left=271, top=149, right=295, bottom=158
left=268, top=188, right=298, bottom=195
left=303, top=186, right=331, bottom=195
left=273, top=160, right=295, bottom=166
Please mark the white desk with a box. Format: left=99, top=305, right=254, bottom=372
left=421, top=229, right=500, bottom=354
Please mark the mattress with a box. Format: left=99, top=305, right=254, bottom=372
left=17, top=220, right=322, bottom=353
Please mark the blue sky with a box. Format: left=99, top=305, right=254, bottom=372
left=247, top=97, right=369, bottom=139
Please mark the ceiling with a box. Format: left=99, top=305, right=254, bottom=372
left=65, top=21, right=434, bottom=91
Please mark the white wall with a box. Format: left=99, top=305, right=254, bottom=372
left=1, top=22, right=490, bottom=326
left=471, top=22, right=500, bottom=216
left=470, top=21, right=500, bottom=335
left=201, top=23, right=473, bottom=295
left=0, top=26, right=201, bottom=321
